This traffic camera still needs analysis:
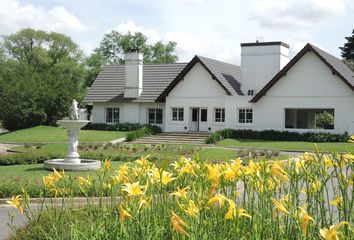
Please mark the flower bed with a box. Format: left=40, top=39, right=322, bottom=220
left=7, top=151, right=354, bottom=239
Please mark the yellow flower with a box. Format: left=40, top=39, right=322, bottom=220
left=122, top=181, right=144, bottom=197
left=206, top=164, right=219, bottom=182
left=135, top=156, right=150, bottom=167
left=311, top=180, right=321, bottom=192
left=208, top=194, right=227, bottom=208
left=103, top=183, right=112, bottom=190
left=103, top=159, right=111, bottom=172
left=171, top=186, right=189, bottom=200
left=323, top=156, right=334, bottom=169
left=348, top=135, right=354, bottom=143
left=114, top=164, right=129, bottom=183
left=161, top=171, right=176, bottom=185
left=171, top=211, right=189, bottom=236
left=271, top=161, right=289, bottom=182
left=6, top=195, right=24, bottom=213
left=243, top=160, right=260, bottom=177
left=119, top=204, right=132, bottom=222
left=330, top=197, right=343, bottom=208
left=225, top=199, right=236, bottom=220
left=238, top=208, right=252, bottom=219
left=186, top=200, right=199, bottom=218
left=320, top=221, right=349, bottom=240
left=272, top=198, right=290, bottom=215
left=298, top=204, right=314, bottom=237
left=77, top=176, right=93, bottom=186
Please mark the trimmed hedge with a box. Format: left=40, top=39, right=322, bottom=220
left=205, top=128, right=349, bottom=144
left=82, top=122, right=143, bottom=131
left=126, top=125, right=162, bottom=142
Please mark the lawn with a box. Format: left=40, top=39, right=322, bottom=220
left=0, top=125, right=128, bottom=143
left=218, top=138, right=354, bottom=152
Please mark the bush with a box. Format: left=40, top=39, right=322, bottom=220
left=205, top=128, right=349, bottom=144
left=0, top=153, right=64, bottom=166
left=126, top=125, right=161, bottom=142
left=83, top=122, right=151, bottom=131
left=315, top=111, right=334, bottom=129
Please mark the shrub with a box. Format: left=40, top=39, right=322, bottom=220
left=83, top=122, right=145, bottom=131
left=315, top=111, right=334, bottom=129
left=0, top=153, right=63, bottom=166
left=126, top=125, right=161, bottom=142
left=206, top=128, right=349, bottom=144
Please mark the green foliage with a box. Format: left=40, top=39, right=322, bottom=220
left=125, top=125, right=161, bottom=141
left=0, top=28, right=85, bottom=130
left=83, top=122, right=144, bottom=131
left=206, top=128, right=349, bottom=144
left=315, top=111, right=334, bottom=129
left=340, top=29, right=354, bottom=70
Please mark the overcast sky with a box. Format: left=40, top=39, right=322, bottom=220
left=0, top=0, right=353, bottom=64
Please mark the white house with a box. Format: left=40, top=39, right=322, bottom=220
left=84, top=41, right=354, bottom=134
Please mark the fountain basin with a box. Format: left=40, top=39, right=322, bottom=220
left=58, top=119, right=89, bottom=130
left=44, top=159, right=101, bottom=171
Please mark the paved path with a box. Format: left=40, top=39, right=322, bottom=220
left=0, top=143, right=21, bottom=155
left=0, top=205, right=26, bottom=240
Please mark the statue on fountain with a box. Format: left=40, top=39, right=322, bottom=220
left=70, top=99, right=79, bottom=120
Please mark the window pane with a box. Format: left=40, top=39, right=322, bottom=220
left=178, top=108, right=184, bottom=121
left=221, top=109, right=225, bottom=122
left=192, top=109, right=198, bottom=121
left=149, top=109, right=155, bottom=124
left=201, top=109, right=207, bottom=122
left=172, top=108, right=177, bottom=121
left=239, top=109, right=245, bottom=123
left=106, top=108, right=112, bottom=123
left=113, top=108, right=119, bottom=123
left=156, top=109, right=163, bottom=124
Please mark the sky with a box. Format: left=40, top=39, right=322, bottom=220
left=0, top=0, right=353, bottom=64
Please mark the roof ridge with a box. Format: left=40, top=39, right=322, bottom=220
left=196, top=55, right=240, bottom=68
left=102, top=62, right=188, bottom=67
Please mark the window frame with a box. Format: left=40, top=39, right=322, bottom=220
left=148, top=108, right=163, bottom=124
left=172, top=107, right=184, bottom=122
left=238, top=108, right=253, bottom=123
left=106, top=107, right=120, bottom=124
left=214, top=108, right=225, bottom=123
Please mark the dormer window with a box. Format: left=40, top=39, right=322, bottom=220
left=248, top=90, right=254, bottom=96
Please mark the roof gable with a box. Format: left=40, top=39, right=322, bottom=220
left=250, top=43, right=354, bottom=103
left=156, top=55, right=242, bottom=102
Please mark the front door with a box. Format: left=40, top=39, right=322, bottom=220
left=190, top=108, right=199, bottom=131
left=199, top=108, right=208, bottom=131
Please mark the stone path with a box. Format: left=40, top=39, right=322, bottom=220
left=0, top=143, right=21, bottom=155
left=132, top=132, right=210, bottom=145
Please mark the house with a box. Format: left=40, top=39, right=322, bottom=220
left=84, top=41, right=354, bottom=134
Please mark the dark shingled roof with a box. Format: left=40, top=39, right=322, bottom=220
left=250, top=43, right=354, bottom=103
left=156, top=55, right=242, bottom=101
left=84, top=63, right=187, bottom=103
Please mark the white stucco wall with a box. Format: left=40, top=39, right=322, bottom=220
left=165, top=62, right=227, bottom=132
left=253, top=51, right=354, bottom=134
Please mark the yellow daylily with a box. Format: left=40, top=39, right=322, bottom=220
left=206, top=164, right=219, bottom=182
left=171, top=186, right=189, bottom=200
left=77, top=176, right=93, bottom=186
left=103, top=159, right=111, bottom=172
left=330, top=197, right=343, bottom=207
left=186, top=200, right=199, bottom=218
left=320, top=221, right=349, bottom=240
left=135, top=156, right=150, bottom=167
left=119, top=204, right=132, bottom=222
left=225, top=199, right=236, bottom=220
left=348, top=135, right=354, bottom=143
left=171, top=211, right=189, bottom=236
left=161, top=171, right=176, bottom=185
left=271, top=161, right=289, bottom=182
left=208, top=194, right=227, bottom=208
left=122, top=181, right=144, bottom=197
left=272, top=198, right=290, bottom=215
left=298, top=204, right=315, bottom=237
left=6, top=195, right=24, bottom=213
left=323, top=156, right=334, bottom=169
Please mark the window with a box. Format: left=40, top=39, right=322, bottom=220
left=239, top=109, right=253, bottom=123
left=214, top=108, right=225, bottom=122
left=148, top=108, right=163, bottom=124
left=106, top=108, right=119, bottom=123
left=200, top=109, right=207, bottom=122
left=172, top=107, right=184, bottom=121
left=285, top=108, right=334, bottom=129
left=248, top=90, right=254, bottom=96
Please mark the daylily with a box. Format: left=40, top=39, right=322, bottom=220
left=171, top=186, right=189, bottom=200
left=272, top=198, right=290, bottom=215
left=77, top=176, right=93, bottom=186
left=119, top=204, right=132, bottom=222
left=6, top=195, right=24, bottom=213
left=298, top=204, right=314, bottom=237
left=104, top=159, right=111, bottom=172
left=348, top=135, right=354, bottom=143
left=320, top=221, right=349, bottom=240
left=161, top=171, right=176, bottom=185
left=186, top=200, right=199, bottom=218
left=122, top=181, right=144, bottom=197
left=271, top=161, right=289, bottom=182
left=330, top=197, right=343, bottom=208
left=171, top=211, right=189, bottom=236
left=208, top=194, right=227, bottom=208
left=135, top=156, right=150, bottom=167
left=206, top=164, right=219, bottom=182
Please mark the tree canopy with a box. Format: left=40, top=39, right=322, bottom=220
left=339, top=29, right=354, bottom=70
left=84, top=31, right=178, bottom=86
left=0, top=28, right=85, bottom=130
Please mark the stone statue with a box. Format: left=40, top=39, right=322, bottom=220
left=70, top=99, right=79, bottom=120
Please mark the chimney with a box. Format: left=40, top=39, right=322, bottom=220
left=240, top=41, right=289, bottom=95
left=124, top=52, right=143, bottom=98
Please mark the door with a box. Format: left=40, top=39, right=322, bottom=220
left=190, top=108, right=199, bottom=131
left=199, top=108, right=208, bottom=131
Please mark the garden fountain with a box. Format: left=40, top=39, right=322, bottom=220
left=44, top=100, right=101, bottom=171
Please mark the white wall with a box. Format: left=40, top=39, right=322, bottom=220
left=165, top=62, right=227, bottom=132
left=253, top=51, right=354, bottom=134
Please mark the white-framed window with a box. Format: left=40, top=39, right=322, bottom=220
left=148, top=108, right=163, bottom=124
left=106, top=107, right=119, bottom=123
left=172, top=107, right=184, bottom=121
left=214, top=108, right=225, bottom=122
left=239, top=108, right=253, bottom=123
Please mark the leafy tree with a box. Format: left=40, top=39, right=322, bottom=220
left=0, top=28, right=85, bottom=130
left=84, top=31, right=178, bottom=87
left=315, top=111, right=334, bottom=129
left=339, top=29, right=354, bottom=70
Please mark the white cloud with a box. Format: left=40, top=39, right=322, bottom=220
left=252, top=0, right=347, bottom=29
left=115, top=20, right=161, bottom=43
left=0, top=0, right=86, bottom=35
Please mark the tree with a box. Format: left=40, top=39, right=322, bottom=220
left=339, top=29, right=354, bottom=70
left=315, top=111, right=334, bottom=129
left=84, top=31, right=178, bottom=87
left=0, top=28, right=85, bottom=130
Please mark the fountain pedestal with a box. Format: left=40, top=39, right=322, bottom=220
left=44, top=100, right=101, bottom=171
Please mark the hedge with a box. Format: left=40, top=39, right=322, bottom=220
left=126, top=125, right=162, bottom=142
left=205, top=128, right=349, bottom=144
left=82, top=122, right=144, bottom=131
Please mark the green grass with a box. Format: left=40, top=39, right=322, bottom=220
left=217, top=139, right=354, bottom=152
left=0, top=125, right=128, bottom=143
